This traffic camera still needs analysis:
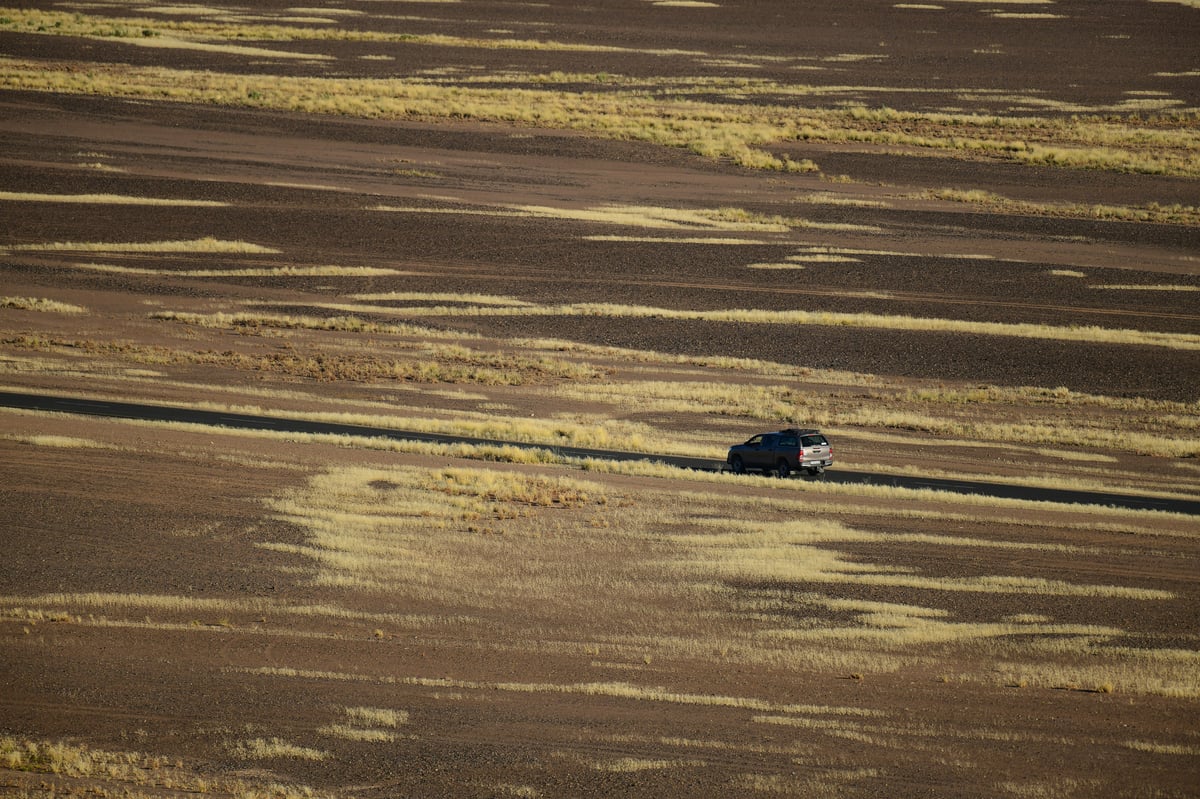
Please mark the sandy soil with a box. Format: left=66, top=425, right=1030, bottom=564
left=1, top=1, right=1198, bottom=797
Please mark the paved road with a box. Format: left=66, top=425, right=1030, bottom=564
left=2, top=390, right=1196, bottom=516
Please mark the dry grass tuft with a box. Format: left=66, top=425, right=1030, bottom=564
left=1091, top=283, right=1199, bottom=292
left=231, top=737, right=328, bottom=761
left=0, top=736, right=334, bottom=798
left=1, top=296, right=86, bottom=314
left=0, top=191, right=224, bottom=206
left=325, top=295, right=1200, bottom=351
left=924, top=188, right=1200, bottom=226
left=150, top=309, right=448, bottom=337
left=11, top=329, right=603, bottom=387
left=318, top=724, right=396, bottom=743
left=2, top=236, right=278, bottom=254
left=4, top=433, right=115, bottom=450
left=78, top=263, right=405, bottom=277
left=345, top=706, right=408, bottom=728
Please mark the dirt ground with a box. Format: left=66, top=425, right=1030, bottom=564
left=1, top=1, right=1198, bottom=797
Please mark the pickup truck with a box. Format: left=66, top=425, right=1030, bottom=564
left=726, top=428, right=833, bottom=478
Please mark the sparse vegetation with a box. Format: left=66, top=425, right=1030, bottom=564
left=232, top=738, right=328, bottom=761
left=1, top=296, right=86, bottom=314
left=0, top=737, right=334, bottom=798
left=5, top=332, right=606, bottom=387
left=1092, top=283, right=1199, bottom=292
left=3, top=51, right=1198, bottom=176
left=210, top=294, right=1200, bottom=351
left=1, top=2, right=1196, bottom=795
left=77, top=263, right=405, bottom=277
left=923, top=188, right=1200, bottom=226
left=0, top=191, right=225, bottom=206
left=1, top=236, right=278, bottom=254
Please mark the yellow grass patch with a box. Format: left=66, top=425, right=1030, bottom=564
left=2, top=237, right=278, bottom=254
left=232, top=738, right=327, bottom=761
left=137, top=318, right=605, bottom=384
left=499, top=203, right=797, bottom=232
left=351, top=292, right=532, bottom=306
left=96, top=31, right=336, bottom=60
left=792, top=245, right=996, bottom=260
left=786, top=254, right=862, bottom=262
left=0, top=737, right=334, bottom=799
left=246, top=666, right=880, bottom=715
left=0, top=191, right=225, bottom=206
left=5, top=55, right=1196, bottom=177
left=0, top=591, right=458, bottom=628
left=372, top=205, right=531, bottom=217
left=1123, top=740, right=1200, bottom=756
left=584, top=235, right=774, bottom=244
left=671, top=519, right=1175, bottom=601
left=793, top=192, right=889, bottom=208
left=4, top=433, right=115, bottom=450
left=1091, top=284, right=1199, bottom=292
left=925, top=188, right=1200, bottom=226
left=77, top=161, right=125, bottom=172
left=0, top=7, right=679, bottom=56
left=149, top=309, right=454, bottom=338
left=567, top=303, right=1200, bottom=350
left=397, top=195, right=807, bottom=230
left=0, top=296, right=86, bottom=314
left=345, top=706, right=408, bottom=727
left=318, top=724, right=396, bottom=743
left=990, top=643, right=1200, bottom=698
left=286, top=7, right=365, bottom=17
left=746, top=253, right=875, bottom=269
left=366, top=298, right=1200, bottom=351
left=77, top=263, right=405, bottom=277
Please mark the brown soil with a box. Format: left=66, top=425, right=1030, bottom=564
left=1, top=2, right=1198, bottom=797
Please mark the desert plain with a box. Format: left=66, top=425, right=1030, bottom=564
left=1, top=0, right=1199, bottom=797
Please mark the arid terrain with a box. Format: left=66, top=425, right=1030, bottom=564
left=1, top=1, right=1199, bottom=797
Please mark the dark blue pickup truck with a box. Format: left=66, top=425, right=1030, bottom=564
left=726, top=428, right=833, bottom=478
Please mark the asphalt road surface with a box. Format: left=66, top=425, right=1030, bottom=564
left=2, top=390, right=1195, bottom=516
